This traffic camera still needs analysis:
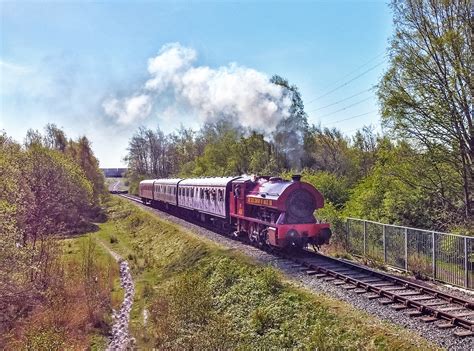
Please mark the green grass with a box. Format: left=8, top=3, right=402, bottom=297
left=61, top=234, right=124, bottom=312
left=92, top=197, right=438, bottom=350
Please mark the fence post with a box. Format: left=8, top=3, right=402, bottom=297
left=383, top=225, right=387, bottom=263
left=432, top=232, right=436, bottom=280
left=404, top=228, right=408, bottom=272
left=465, top=237, right=469, bottom=289
left=363, top=220, right=367, bottom=256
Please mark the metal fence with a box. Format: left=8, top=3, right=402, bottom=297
left=345, top=218, right=474, bottom=290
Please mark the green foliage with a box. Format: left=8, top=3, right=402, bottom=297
left=284, top=169, right=350, bottom=208
left=317, top=201, right=346, bottom=245
left=66, top=136, right=106, bottom=207
left=343, top=140, right=465, bottom=231
left=303, top=126, right=356, bottom=179
left=25, top=145, right=94, bottom=236
left=24, top=326, right=66, bottom=351
left=191, top=130, right=279, bottom=176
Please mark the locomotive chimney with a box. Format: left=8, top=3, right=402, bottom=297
left=291, top=174, right=302, bottom=182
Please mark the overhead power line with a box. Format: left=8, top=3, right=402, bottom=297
left=309, top=88, right=373, bottom=112
left=317, top=96, right=373, bottom=119
left=306, top=51, right=386, bottom=105
left=323, top=110, right=377, bottom=125
left=307, top=61, right=385, bottom=103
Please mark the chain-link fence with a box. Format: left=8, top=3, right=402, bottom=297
left=345, top=218, right=474, bottom=290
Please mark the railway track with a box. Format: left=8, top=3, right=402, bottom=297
left=118, top=193, right=474, bottom=338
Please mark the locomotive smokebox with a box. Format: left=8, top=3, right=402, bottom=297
left=291, top=174, right=302, bottom=182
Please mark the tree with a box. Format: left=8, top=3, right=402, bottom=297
left=0, top=134, right=34, bottom=330
left=271, top=75, right=309, bottom=169
left=24, top=129, right=43, bottom=148
left=44, top=123, right=67, bottom=152
left=351, top=125, right=378, bottom=179
left=24, top=145, right=93, bottom=243
left=304, top=126, right=354, bottom=178
left=168, top=126, right=198, bottom=176
left=66, top=136, right=105, bottom=208
left=378, top=0, right=473, bottom=219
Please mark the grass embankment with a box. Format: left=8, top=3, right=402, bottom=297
left=96, top=197, right=437, bottom=350
left=4, top=236, right=121, bottom=350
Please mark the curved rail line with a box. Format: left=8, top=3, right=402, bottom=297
left=118, top=193, right=474, bottom=337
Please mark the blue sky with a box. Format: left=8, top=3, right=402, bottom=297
left=1, top=0, right=393, bottom=167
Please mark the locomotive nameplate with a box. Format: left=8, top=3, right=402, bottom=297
left=246, top=197, right=275, bottom=207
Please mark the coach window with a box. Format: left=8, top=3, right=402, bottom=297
left=218, top=189, right=223, bottom=202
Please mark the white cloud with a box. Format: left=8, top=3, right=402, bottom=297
left=103, top=42, right=291, bottom=129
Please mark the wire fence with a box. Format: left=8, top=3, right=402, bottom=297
left=345, top=218, right=474, bottom=290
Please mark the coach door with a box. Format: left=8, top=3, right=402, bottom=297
left=232, top=182, right=246, bottom=216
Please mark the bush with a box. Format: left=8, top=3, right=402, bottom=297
left=283, top=170, right=350, bottom=208
left=316, top=202, right=346, bottom=248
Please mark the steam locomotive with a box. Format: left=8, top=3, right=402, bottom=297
left=139, top=175, right=332, bottom=249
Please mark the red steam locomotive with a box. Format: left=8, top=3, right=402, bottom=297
left=139, top=175, right=331, bottom=249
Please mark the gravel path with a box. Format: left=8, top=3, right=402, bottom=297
left=98, top=241, right=135, bottom=351
left=121, top=197, right=473, bottom=350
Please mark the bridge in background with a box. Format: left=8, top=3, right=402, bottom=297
left=101, top=168, right=128, bottom=178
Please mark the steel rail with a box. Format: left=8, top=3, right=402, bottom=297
left=285, top=252, right=474, bottom=333
left=309, top=253, right=474, bottom=309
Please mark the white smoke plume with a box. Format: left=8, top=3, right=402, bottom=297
left=103, top=43, right=291, bottom=130
left=103, top=94, right=152, bottom=124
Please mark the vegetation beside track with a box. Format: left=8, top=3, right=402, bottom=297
left=96, top=197, right=437, bottom=350
left=1, top=126, right=112, bottom=349
left=3, top=236, right=120, bottom=349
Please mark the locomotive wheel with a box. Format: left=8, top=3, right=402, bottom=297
left=258, top=229, right=269, bottom=248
